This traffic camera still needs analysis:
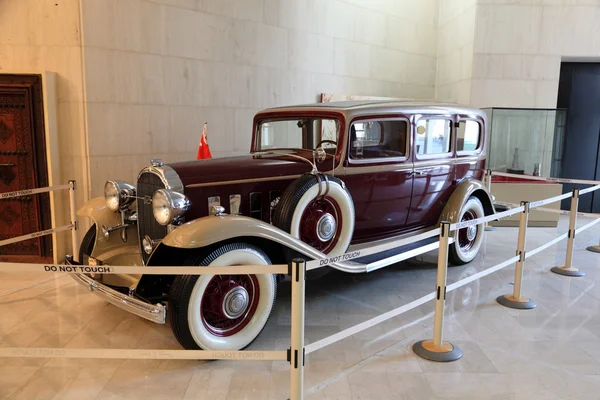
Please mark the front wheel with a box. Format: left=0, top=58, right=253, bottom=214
left=168, top=243, right=277, bottom=350
left=448, top=197, right=485, bottom=265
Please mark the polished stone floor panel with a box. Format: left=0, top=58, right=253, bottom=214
left=2, top=215, right=600, bottom=398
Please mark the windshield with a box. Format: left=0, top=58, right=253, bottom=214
left=255, top=118, right=341, bottom=153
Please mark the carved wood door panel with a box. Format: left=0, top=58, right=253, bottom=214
left=0, top=75, right=51, bottom=259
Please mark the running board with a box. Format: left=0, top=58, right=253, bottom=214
left=331, top=237, right=452, bottom=274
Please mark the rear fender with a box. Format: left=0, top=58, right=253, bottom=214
left=77, top=197, right=142, bottom=265
left=439, top=178, right=495, bottom=224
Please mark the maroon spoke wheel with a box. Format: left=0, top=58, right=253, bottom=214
left=273, top=174, right=355, bottom=257
left=448, top=197, right=485, bottom=265
left=200, top=274, right=260, bottom=337
left=168, top=243, right=277, bottom=350
left=298, top=196, right=343, bottom=254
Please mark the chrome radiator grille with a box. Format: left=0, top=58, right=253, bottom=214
left=137, top=172, right=168, bottom=264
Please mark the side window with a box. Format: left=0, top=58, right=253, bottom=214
left=350, top=120, right=407, bottom=160
left=457, top=120, right=481, bottom=152
left=415, top=119, right=452, bottom=156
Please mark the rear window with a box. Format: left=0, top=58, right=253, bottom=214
left=457, top=120, right=481, bottom=152
left=416, top=119, right=452, bottom=156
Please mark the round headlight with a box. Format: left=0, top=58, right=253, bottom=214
left=104, top=181, right=120, bottom=211
left=104, top=180, right=136, bottom=212
left=152, top=189, right=190, bottom=226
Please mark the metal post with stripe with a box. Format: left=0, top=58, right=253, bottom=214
left=552, top=189, right=585, bottom=277
left=413, top=221, right=462, bottom=362
left=497, top=201, right=537, bottom=309
left=69, top=180, right=79, bottom=263
left=289, top=258, right=306, bottom=400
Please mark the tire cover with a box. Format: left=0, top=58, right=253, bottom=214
left=273, top=174, right=355, bottom=255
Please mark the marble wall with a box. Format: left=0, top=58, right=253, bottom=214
left=435, top=0, right=477, bottom=105
left=0, top=0, right=87, bottom=187
left=0, top=0, right=88, bottom=247
left=80, top=0, right=439, bottom=196
left=470, top=0, right=600, bottom=108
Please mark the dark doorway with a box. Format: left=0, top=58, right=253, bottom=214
left=0, top=74, right=52, bottom=262
left=557, top=63, right=600, bottom=213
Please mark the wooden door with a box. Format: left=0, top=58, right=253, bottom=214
left=0, top=75, right=52, bottom=261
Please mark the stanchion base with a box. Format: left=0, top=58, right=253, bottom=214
left=496, top=294, right=536, bottom=309
left=586, top=245, right=600, bottom=254
left=412, top=340, right=462, bottom=362
left=484, top=225, right=497, bottom=232
left=551, top=266, right=585, bottom=277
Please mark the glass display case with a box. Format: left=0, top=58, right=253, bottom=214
left=483, top=108, right=567, bottom=178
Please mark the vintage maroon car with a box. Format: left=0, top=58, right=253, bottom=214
left=72, top=100, right=494, bottom=350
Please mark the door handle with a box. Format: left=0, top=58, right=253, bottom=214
left=413, top=169, right=433, bottom=175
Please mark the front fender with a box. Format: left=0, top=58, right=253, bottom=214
left=77, top=197, right=142, bottom=265
left=439, top=178, right=495, bottom=224
left=150, top=215, right=365, bottom=274
left=160, top=214, right=324, bottom=259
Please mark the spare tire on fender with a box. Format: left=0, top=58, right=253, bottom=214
left=272, top=174, right=355, bottom=256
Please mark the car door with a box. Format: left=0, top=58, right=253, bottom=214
left=340, top=117, right=414, bottom=242
left=454, top=117, right=485, bottom=183
left=406, top=116, right=456, bottom=227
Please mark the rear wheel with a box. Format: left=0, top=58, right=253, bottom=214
left=168, top=242, right=277, bottom=350
left=448, top=197, right=485, bottom=265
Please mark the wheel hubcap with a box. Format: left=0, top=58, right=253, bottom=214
left=299, top=197, right=342, bottom=254
left=221, top=286, right=249, bottom=319
left=316, top=213, right=336, bottom=242
left=200, top=275, right=259, bottom=337
left=466, top=225, right=477, bottom=242
left=458, top=210, right=478, bottom=251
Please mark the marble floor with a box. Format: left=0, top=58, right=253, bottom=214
left=3, top=216, right=600, bottom=399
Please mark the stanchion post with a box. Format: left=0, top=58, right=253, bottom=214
left=69, top=180, right=79, bottom=263
left=413, top=221, right=462, bottom=362
left=289, top=258, right=306, bottom=400
left=497, top=201, right=536, bottom=309
left=552, top=189, right=585, bottom=277
left=485, top=169, right=496, bottom=231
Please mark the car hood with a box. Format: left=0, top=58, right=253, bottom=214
left=168, top=152, right=331, bottom=187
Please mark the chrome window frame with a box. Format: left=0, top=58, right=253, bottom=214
left=456, top=118, right=484, bottom=157
left=347, top=117, right=410, bottom=165
left=414, top=115, right=454, bottom=161
left=254, top=116, right=344, bottom=157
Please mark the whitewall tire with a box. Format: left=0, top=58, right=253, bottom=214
left=273, top=175, right=355, bottom=256
left=168, top=243, right=276, bottom=350
left=448, top=197, right=485, bottom=265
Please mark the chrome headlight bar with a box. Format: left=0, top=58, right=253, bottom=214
left=152, top=189, right=190, bottom=226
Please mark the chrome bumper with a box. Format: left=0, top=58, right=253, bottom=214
left=71, top=273, right=166, bottom=324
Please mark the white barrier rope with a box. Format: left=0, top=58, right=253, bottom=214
left=0, top=224, right=74, bottom=247
left=0, top=184, right=71, bottom=199
left=580, top=184, right=600, bottom=195
left=529, top=192, right=572, bottom=209
left=0, top=347, right=287, bottom=361
left=526, top=233, right=569, bottom=258
left=446, top=255, right=520, bottom=293
left=306, top=227, right=441, bottom=270
left=494, top=200, right=600, bottom=219
left=492, top=171, right=600, bottom=186
left=305, top=291, right=437, bottom=354
left=309, top=211, right=585, bottom=355
left=0, top=262, right=288, bottom=276
left=575, top=216, right=600, bottom=235
left=449, top=205, right=525, bottom=231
